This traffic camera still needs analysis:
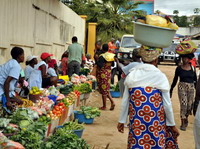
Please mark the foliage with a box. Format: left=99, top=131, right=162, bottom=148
left=10, top=130, right=43, bottom=149
left=62, top=0, right=145, bottom=42
left=193, top=16, right=200, bottom=27
left=173, top=15, right=189, bottom=27
left=78, top=106, right=101, bottom=119
left=194, top=8, right=200, bottom=15
left=43, top=128, right=89, bottom=149
left=155, top=10, right=161, bottom=15
left=173, top=10, right=179, bottom=15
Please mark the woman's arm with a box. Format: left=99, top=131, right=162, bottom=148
left=170, top=67, right=179, bottom=96
left=118, top=85, right=129, bottom=123
left=118, top=85, right=129, bottom=133
left=39, top=64, right=48, bottom=78
left=162, top=91, right=176, bottom=126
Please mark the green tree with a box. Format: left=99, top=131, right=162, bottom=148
left=194, top=8, right=200, bottom=15
left=173, top=10, right=179, bottom=15
left=62, top=0, right=144, bottom=42
left=194, top=16, right=200, bottom=27
left=155, top=10, right=161, bottom=15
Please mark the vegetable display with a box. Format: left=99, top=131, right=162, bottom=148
left=10, top=108, right=39, bottom=125
left=29, top=86, right=42, bottom=95
left=59, top=84, right=73, bottom=95
left=10, top=130, right=43, bottom=149
left=78, top=106, right=101, bottom=119
left=73, top=83, right=92, bottom=94
left=47, top=102, right=66, bottom=120
left=63, top=120, right=84, bottom=131
left=43, top=128, right=89, bottom=149
left=18, top=98, right=33, bottom=108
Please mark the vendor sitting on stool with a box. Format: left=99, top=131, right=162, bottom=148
left=0, top=47, right=24, bottom=116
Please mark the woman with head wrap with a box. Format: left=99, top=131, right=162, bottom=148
left=170, top=40, right=197, bottom=131
left=118, top=46, right=179, bottom=149
left=96, top=44, right=115, bottom=110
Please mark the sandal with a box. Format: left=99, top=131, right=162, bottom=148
left=99, top=107, right=106, bottom=110
left=110, top=104, right=115, bottom=111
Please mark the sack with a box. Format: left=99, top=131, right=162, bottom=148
left=176, top=40, right=197, bottom=55
left=90, top=65, right=97, bottom=76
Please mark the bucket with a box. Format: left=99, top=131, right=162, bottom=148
left=134, top=22, right=176, bottom=48
left=74, top=111, right=94, bottom=124
left=110, top=91, right=120, bottom=98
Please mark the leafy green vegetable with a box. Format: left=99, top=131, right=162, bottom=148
left=73, top=83, right=92, bottom=94
left=19, top=120, right=31, bottom=129
left=10, top=108, right=39, bottom=124
left=110, top=83, right=120, bottom=92
left=43, top=128, right=89, bottom=149
left=10, top=130, right=43, bottom=149
left=0, top=118, right=11, bottom=128
left=59, top=84, right=73, bottom=95
left=78, top=106, right=101, bottom=119
left=63, top=120, right=84, bottom=130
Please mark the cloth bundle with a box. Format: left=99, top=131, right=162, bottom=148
left=176, top=40, right=197, bottom=55
left=139, top=46, right=162, bottom=62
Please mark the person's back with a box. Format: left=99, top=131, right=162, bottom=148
left=68, top=43, right=83, bottom=64
left=67, top=36, right=84, bottom=76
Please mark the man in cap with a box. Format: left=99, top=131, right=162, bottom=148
left=117, top=46, right=179, bottom=149
left=66, top=36, right=85, bottom=77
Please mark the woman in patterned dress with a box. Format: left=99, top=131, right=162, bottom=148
left=170, top=53, right=197, bottom=131
left=96, top=44, right=115, bottom=110
left=118, top=46, right=179, bottom=149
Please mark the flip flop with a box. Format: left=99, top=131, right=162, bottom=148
left=110, top=104, right=115, bottom=111
left=99, top=107, right=106, bottom=110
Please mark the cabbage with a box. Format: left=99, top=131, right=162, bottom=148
left=19, top=120, right=31, bottom=128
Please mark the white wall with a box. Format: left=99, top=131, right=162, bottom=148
left=177, top=27, right=200, bottom=36
left=0, top=0, right=86, bottom=66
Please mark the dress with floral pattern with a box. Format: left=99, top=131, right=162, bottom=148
left=128, top=87, right=178, bottom=149
left=96, top=62, right=112, bottom=95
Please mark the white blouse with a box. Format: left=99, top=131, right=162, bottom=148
left=118, top=64, right=176, bottom=126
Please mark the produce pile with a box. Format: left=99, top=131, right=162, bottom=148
left=137, top=15, right=179, bottom=30
left=73, top=83, right=92, bottom=94
left=78, top=106, right=101, bottom=119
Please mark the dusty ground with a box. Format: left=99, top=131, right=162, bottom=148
left=82, top=64, right=195, bottom=149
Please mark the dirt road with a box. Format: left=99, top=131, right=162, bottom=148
left=82, top=65, right=195, bottom=149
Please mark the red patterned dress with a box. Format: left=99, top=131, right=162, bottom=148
left=96, top=62, right=112, bottom=96
left=128, top=87, right=178, bottom=149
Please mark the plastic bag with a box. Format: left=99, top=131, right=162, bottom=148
left=146, top=15, right=168, bottom=28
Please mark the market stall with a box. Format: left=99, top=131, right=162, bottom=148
left=0, top=74, right=99, bottom=149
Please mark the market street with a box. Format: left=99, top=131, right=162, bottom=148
left=83, top=64, right=195, bottom=149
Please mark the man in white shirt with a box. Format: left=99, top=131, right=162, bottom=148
left=117, top=46, right=179, bottom=149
